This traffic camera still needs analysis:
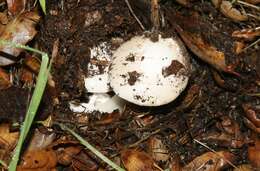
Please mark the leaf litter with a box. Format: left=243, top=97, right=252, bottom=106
left=0, top=0, right=259, bottom=170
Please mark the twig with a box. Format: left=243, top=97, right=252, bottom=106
left=242, top=38, right=260, bottom=52
left=128, top=129, right=160, bottom=148
left=237, top=0, right=260, bottom=11
left=193, top=139, right=238, bottom=169
left=124, top=0, right=145, bottom=30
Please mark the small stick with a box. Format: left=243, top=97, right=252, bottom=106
left=124, top=0, right=145, bottom=31
left=237, top=0, right=260, bottom=11
left=193, top=139, right=239, bottom=169
left=151, top=0, right=160, bottom=32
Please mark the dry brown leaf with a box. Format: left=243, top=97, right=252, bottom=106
left=94, top=111, right=121, bottom=125
left=20, top=67, right=34, bottom=85
left=232, top=27, right=260, bottom=41
left=175, top=26, right=226, bottom=71
left=121, top=149, right=160, bottom=171
left=182, top=151, right=236, bottom=171
left=220, top=1, right=248, bottom=22
left=242, top=104, right=260, bottom=128
left=148, top=136, right=169, bottom=162
left=27, top=128, right=56, bottom=151
left=166, top=11, right=240, bottom=75
left=17, top=149, right=57, bottom=171
left=7, top=0, right=26, bottom=16
left=71, top=151, right=99, bottom=171
left=243, top=0, right=260, bottom=5
left=57, top=146, right=82, bottom=166
left=0, top=67, right=11, bottom=90
left=0, top=123, right=19, bottom=149
left=24, top=55, right=41, bottom=73
left=0, top=11, right=40, bottom=66
left=233, top=164, right=254, bottom=171
left=170, top=156, right=182, bottom=171
left=248, top=136, right=260, bottom=168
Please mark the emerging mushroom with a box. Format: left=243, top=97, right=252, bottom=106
left=84, top=42, right=112, bottom=93
left=109, top=34, right=191, bottom=106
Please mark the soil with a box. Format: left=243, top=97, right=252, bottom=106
left=0, top=0, right=259, bottom=170
left=38, top=0, right=260, bottom=168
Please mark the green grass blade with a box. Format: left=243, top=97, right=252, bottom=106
left=57, top=123, right=126, bottom=171
left=0, top=40, right=50, bottom=171
left=39, top=0, right=46, bottom=14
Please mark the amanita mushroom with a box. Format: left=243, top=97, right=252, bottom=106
left=84, top=42, right=112, bottom=93
left=109, top=34, right=191, bottom=106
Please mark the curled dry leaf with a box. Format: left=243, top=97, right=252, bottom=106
left=220, top=1, right=248, bottom=22
left=0, top=67, right=11, bottom=90
left=0, top=11, right=40, bottom=66
left=232, top=27, right=260, bottom=41
left=17, top=149, right=57, bottom=171
left=121, top=149, right=160, bottom=171
left=175, top=25, right=226, bottom=71
left=7, top=0, right=26, bottom=16
left=182, top=151, right=236, bottom=171
left=242, top=104, right=260, bottom=128
left=166, top=11, right=239, bottom=74
left=27, top=128, right=56, bottom=151
left=242, top=104, right=260, bottom=133
left=248, top=136, right=260, bottom=168
left=57, top=146, right=82, bottom=166
left=148, top=136, right=169, bottom=162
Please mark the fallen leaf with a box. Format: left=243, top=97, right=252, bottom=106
left=0, top=11, right=40, bottom=66
left=148, top=136, right=169, bottom=162
left=17, top=149, right=57, bottom=171
left=0, top=67, right=11, bottom=90
left=232, top=27, right=260, bottom=41
left=220, top=1, right=248, bottom=22
left=27, top=128, right=56, bottom=151
left=0, top=123, right=19, bottom=163
left=170, top=156, right=182, bottom=171
left=248, top=136, right=260, bottom=168
left=71, top=151, right=98, bottom=171
left=166, top=11, right=239, bottom=74
left=121, top=149, right=160, bottom=171
left=243, top=0, right=260, bottom=5
left=233, top=164, right=255, bottom=171
left=182, top=151, right=236, bottom=171
left=7, top=0, right=26, bottom=16
left=24, top=55, right=41, bottom=73
left=57, top=146, right=82, bottom=166
left=242, top=104, right=260, bottom=128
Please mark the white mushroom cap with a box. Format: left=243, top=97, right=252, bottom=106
left=109, top=34, right=190, bottom=106
left=84, top=42, right=112, bottom=93
left=69, top=94, right=125, bottom=113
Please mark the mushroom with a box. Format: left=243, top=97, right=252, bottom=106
left=109, top=34, right=190, bottom=106
left=69, top=93, right=125, bottom=113
left=70, top=42, right=126, bottom=114
left=84, top=42, right=112, bottom=93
